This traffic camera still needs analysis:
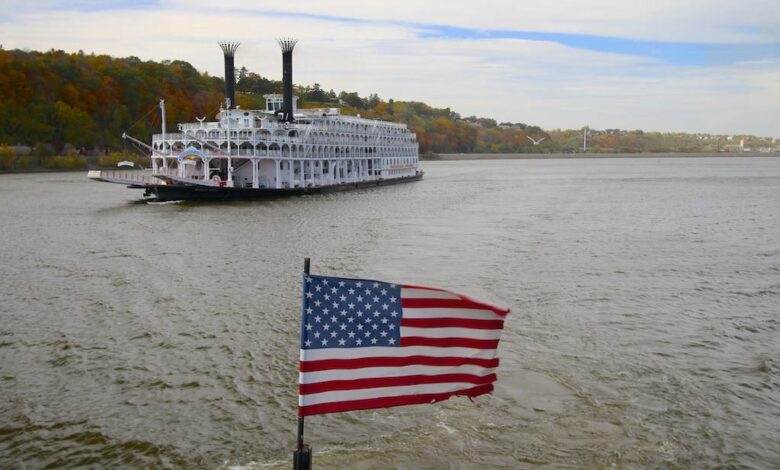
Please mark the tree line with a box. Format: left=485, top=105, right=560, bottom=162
left=0, top=48, right=774, bottom=172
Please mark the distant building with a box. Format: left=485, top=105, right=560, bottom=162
left=10, top=146, right=31, bottom=156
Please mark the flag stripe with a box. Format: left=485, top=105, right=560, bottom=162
left=299, top=384, right=494, bottom=416
left=400, top=327, right=503, bottom=340
left=300, top=372, right=497, bottom=394
left=402, top=298, right=509, bottom=316
left=301, top=364, right=497, bottom=383
left=400, top=336, right=500, bottom=349
left=402, top=307, right=504, bottom=321
left=301, top=346, right=500, bottom=361
left=300, top=381, right=493, bottom=407
left=401, top=317, right=504, bottom=329
left=301, top=355, right=499, bottom=373
left=400, top=287, right=461, bottom=299
left=300, top=355, right=500, bottom=372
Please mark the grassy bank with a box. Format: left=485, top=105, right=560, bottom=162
left=0, top=147, right=147, bottom=173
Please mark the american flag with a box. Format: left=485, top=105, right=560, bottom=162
left=298, top=274, right=510, bottom=416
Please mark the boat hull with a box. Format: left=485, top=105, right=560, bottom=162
left=140, top=172, right=423, bottom=201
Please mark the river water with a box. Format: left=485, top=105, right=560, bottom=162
left=1, top=157, right=778, bottom=469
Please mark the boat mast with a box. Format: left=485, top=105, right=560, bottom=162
left=160, top=99, right=167, bottom=155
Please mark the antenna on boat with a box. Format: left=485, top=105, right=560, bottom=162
left=218, top=41, right=240, bottom=110
left=276, top=38, right=298, bottom=123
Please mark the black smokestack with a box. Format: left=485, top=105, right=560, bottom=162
left=219, top=42, right=240, bottom=109
left=277, top=38, right=298, bottom=122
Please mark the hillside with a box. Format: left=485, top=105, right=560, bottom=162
left=0, top=48, right=776, bottom=172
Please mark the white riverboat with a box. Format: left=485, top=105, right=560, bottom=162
left=88, top=39, right=422, bottom=201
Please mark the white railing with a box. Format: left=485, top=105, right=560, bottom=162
left=180, top=122, right=221, bottom=131
left=153, top=134, right=307, bottom=147
left=153, top=128, right=414, bottom=147
left=91, top=170, right=164, bottom=185
left=153, top=167, right=176, bottom=176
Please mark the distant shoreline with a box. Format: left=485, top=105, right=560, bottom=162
left=3, top=152, right=777, bottom=175
left=429, top=152, right=779, bottom=161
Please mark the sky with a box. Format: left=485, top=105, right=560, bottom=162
left=2, top=0, right=779, bottom=137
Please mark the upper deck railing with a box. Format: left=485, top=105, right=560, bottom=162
left=152, top=131, right=417, bottom=147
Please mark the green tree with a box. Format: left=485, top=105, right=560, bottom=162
left=338, top=91, right=365, bottom=109
left=0, top=145, right=15, bottom=171
left=55, top=100, right=95, bottom=146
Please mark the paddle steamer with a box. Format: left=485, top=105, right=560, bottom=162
left=88, top=39, right=422, bottom=201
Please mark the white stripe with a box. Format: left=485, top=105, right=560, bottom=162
left=400, top=327, right=503, bottom=340
left=401, top=287, right=460, bottom=299
left=300, top=365, right=496, bottom=384
left=301, top=346, right=498, bottom=361
left=402, top=307, right=504, bottom=321
left=299, top=381, right=484, bottom=406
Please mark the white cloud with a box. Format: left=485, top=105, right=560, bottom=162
left=1, top=2, right=778, bottom=136
left=163, top=0, right=780, bottom=44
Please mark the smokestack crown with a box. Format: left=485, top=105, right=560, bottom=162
left=277, top=38, right=298, bottom=53
left=219, top=41, right=240, bottom=57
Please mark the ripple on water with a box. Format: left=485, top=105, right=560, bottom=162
left=1, top=160, right=780, bottom=468
left=0, top=416, right=191, bottom=468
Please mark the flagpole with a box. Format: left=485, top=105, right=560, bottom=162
left=294, top=257, right=312, bottom=470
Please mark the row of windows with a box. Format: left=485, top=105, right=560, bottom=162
left=185, top=129, right=415, bottom=144
left=306, top=131, right=415, bottom=144
left=156, top=141, right=416, bottom=157
left=307, top=117, right=407, bottom=135
left=157, top=141, right=417, bottom=151
left=280, top=158, right=415, bottom=172
left=153, top=157, right=416, bottom=178
left=183, top=114, right=409, bottom=135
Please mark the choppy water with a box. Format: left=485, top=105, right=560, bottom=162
left=1, top=156, right=778, bottom=469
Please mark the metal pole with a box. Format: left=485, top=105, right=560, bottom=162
left=160, top=100, right=167, bottom=155
left=226, top=99, right=233, bottom=186
left=294, top=257, right=312, bottom=470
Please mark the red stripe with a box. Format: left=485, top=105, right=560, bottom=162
left=301, top=355, right=499, bottom=372
left=401, top=283, right=450, bottom=292
left=299, top=383, right=494, bottom=416
left=400, top=336, right=499, bottom=349
left=300, top=373, right=497, bottom=395
left=401, top=317, right=504, bottom=330
left=402, top=298, right=509, bottom=316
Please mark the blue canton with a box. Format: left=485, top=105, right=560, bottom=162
left=301, top=275, right=402, bottom=349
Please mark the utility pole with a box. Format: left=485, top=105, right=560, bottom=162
left=583, top=126, right=589, bottom=152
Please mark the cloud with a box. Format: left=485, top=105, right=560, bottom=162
left=164, top=0, right=780, bottom=44
left=1, top=1, right=778, bottom=136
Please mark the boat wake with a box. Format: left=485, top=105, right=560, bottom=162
left=145, top=200, right=182, bottom=205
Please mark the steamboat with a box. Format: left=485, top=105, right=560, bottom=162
left=88, top=39, right=422, bottom=201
